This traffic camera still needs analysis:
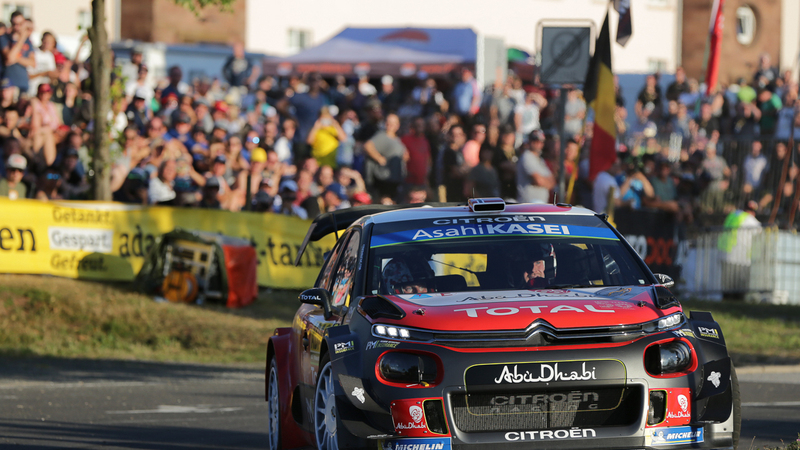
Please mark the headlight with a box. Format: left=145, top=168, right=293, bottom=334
left=643, top=313, right=684, bottom=333
left=373, top=324, right=411, bottom=339
left=644, top=340, right=693, bottom=375
left=378, top=352, right=438, bottom=386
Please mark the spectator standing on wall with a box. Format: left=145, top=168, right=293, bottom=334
left=119, top=46, right=144, bottom=85
left=222, top=42, right=256, bottom=91
left=0, top=11, right=35, bottom=95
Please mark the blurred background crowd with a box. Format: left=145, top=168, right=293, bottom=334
left=0, top=9, right=798, bottom=227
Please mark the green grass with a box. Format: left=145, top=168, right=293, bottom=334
left=0, top=274, right=295, bottom=363
left=681, top=299, right=800, bottom=366
left=2, top=274, right=800, bottom=366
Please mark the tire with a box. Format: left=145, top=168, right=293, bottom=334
left=731, top=361, right=741, bottom=450
left=267, top=358, right=282, bottom=450
left=315, top=354, right=340, bottom=450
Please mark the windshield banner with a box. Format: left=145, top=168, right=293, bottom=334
left=371, top=223, right=618, bottom=248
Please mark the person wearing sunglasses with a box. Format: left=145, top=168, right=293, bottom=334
left=0, top=153, right=27, bottom=199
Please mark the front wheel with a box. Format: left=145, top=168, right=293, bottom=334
left=267, top=358, right=282, bottom=450
left=314, top=354, right=339, bottom=450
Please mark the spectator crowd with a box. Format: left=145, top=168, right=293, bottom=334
left=1, top=9, right=798, bottom=227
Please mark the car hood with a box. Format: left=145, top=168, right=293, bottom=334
left=382, top=287, right=676, bottom=331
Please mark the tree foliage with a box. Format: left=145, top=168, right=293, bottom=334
left=171, top=0, right=236, bottom=14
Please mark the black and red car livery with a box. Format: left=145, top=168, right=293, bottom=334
left=266, top=199, right=740, bottom=450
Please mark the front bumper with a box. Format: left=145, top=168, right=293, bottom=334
left=330, top=330, right=735, bottom=449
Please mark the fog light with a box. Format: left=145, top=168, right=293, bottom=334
left=379, top=352, right=438, bottom=385
left=645, top=341, right=693, bottom=375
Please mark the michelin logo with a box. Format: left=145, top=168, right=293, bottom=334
left=649, top=426, right=704, bottom=445
left=381, top=437, right=451, bottom=450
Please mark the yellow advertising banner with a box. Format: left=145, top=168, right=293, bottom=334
left=0, top=198, right=335, bottom=289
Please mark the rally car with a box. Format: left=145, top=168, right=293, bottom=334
left=266, top=198, right=740, bottom=450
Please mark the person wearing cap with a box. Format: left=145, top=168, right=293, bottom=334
left=273, top=178, right=308, bottom=219
left=27, top=30, right=57, bottom=97
left=198, top=176, right=222, bottom=209
left=321, top=182, right=350, bottom=212
left=119, top=45, right=144, bottom=86
left=126, top=89, right=150, bottom=135
left=0, top=77, right=16, bottom=109
left=167, top=111, right=196, bottom=151
left=0, top=153, right=27, bottom=199
left=516, top=129, right=554, bottom=204
left=0, top=11, right=34, bottom=94
left=378, top=74, right=401, bottom=115
left=113, top=167, right=149, bottom=205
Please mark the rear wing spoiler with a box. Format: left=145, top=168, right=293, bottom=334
left=293, top=202, right=462, bottom=266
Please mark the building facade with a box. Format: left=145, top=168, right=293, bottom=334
left=681, top=0, right=799, bottom=85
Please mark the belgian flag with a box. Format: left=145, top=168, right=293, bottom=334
left=584, top=11, right=617, bottom=181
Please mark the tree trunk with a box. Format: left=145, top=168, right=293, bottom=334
left=90, top=0, right=111, bottom=201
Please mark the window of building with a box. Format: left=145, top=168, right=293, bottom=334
left=288, top=28, right=311, bottom=54
left=78, top=9, right=91, bottom=30
left=2, top=3, right=32, bottom=22
left=648, top=59, right=668, bottom=73
left=736, top=5, right=756, bottom=46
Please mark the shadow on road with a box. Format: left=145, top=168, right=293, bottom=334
left=0, top=419, right=265, bottom=449
left=0, top=356, right=263, bottom=385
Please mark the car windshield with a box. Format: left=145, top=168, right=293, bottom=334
left=366, top=214, right=651, bottom=295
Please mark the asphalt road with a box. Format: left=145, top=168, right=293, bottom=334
left=0, top=358, right=797, bottom=449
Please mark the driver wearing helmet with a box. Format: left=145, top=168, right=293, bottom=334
left=381, top=253, right=434, bottom=294
left=519, top=243, right=557, bottom=288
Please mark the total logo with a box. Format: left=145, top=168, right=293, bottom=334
left=454, top=304, right=615, bottom=317
left=505, top=428, right=597, bottom=441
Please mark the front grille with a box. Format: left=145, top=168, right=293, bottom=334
left=450, top=386, right=641, bottom=433
left=430, top=319, right=653, bottom=348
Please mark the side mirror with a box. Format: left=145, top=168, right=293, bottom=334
left=299, top=288, right=334, bottom=320
left=654, top=273, right=675, bottom=289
